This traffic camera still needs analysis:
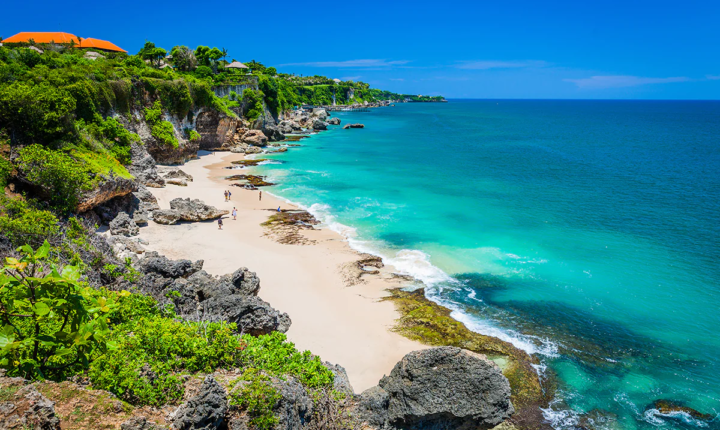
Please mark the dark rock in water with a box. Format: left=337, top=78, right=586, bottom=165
left=225, top=174, right=275, bottom=187
left=262, top=124, right=285, bottom=142
left=342, top=123, right=365, bottom=129
left=648, top=400, right=713, bottom=421
left=312, top=119, right=327, bottom=131
left=152, top=209, right=182, bottom=225
left=202, top=295, right=291, bottom=335
left=231, top=159, right=269, bottom=167
left=109, top=212, right=140, bottom=237
left=169, top=198, right=229, bottom=221
left=361, top=347, right=514, bottom=430
left=0, top=376, right=61, bottom=430
left=172, top=376, right=227, bottom=430
left=327, top=117, right=341, bottom=125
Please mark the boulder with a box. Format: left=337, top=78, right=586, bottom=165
left=324, top=362, right=354, bottom=396
left=166, top=178, right=188, bottom=186
left=171, top=376, right=227, bottom=430
left=312, top=108, right=328, bottom=120
left=93, top=185, right=159, bottom=226
left=152, top=209, right=182, bottom=225
left=202, top=295, right=291, bottom=336
left=327, top=117, right=341, bottom=125
left=0, top=377, right=61, bottom=430
left=358, top=386, right=390, bottom=428
left=162, top=168, right=193, bottom=182
left=137, top=251, right=203, bottom=279
left=169, top=198, right=229, bottom=222
left=342, top=123, right=365, bottom=129
left=312, top=119, right=327, bottom=131
left=277, top=120, right=297, bottom=134
left=271, top=376, right=313, bottom=430
left=362, top=347, right=514, bottom=430
left=262, top=124, right=285, bottom=142
left=109, top=212, right=140, bottom=237
left=242, top=130, right=268, bottom=147
left=245, top=146, right=262, bottom=154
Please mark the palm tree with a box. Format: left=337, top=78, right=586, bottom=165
left=221, top=47, right=228, bottom=62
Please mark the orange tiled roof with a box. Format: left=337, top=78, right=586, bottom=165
left=3, top=32, right=80, bottom=44
left=77, top=38, right=127, bottom=53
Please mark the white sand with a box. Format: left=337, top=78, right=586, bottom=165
left=138, top=151, right=425, bottom=392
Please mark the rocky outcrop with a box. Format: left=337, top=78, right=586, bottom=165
left=109, top=212, right=140, bottom=237
left=127, top=142, right=165, bottom=188
left=327, top=117, right=341, bottom=125
left=343, top=123, right=365, bottom=129
left=76, top=174, right=135, bottom=213
left=94, top=185, right=159, bottom=226
left=161, top=168, right=193, bottom=182
left=324, top=362, right=354, bottom=397
left=168, top=198, right=229, bottom=222
left=0, top=376, right=61, bottom=430
left=131, top=252, right=290, bottom=335
left=312, top=119, right=328, bottom=131
left=195, top=110, right=238, bottom=151
left=278, top=120, right=301, bottom=134
left=312, top=108, right=328, bottom=120
left=120, top=416, right=165, bottom=430
left=647, top=400, right=713, bottom=421
left=262, top=123, right=285, bottom=142
left=359, top=347, right=514, bottom=430
left=171, top=376, right=227, bottom=430
left=242, top=130, right=268, bottom=147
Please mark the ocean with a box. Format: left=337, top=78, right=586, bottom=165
left=253, top=100, right=720, bottom=429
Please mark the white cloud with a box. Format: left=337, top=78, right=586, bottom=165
left=564, top=75, right=690, bottom=89
left=279, top=59, right=410, bottom=68
left=390, top=78, right=405, bottom=81
left=340, top=76, right=362, bottom=81
left=456, top=60, right=547, bottom=70
left=707, top=75, right=720, bottom=80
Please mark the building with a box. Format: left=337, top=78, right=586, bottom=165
left=2, top=32, right=127, bottom=53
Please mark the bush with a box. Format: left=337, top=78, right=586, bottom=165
left=144, top=101, right=179, bottom=148
left=15, top=144, right=94, bottom=213
left=229, top=368, right=281, bottom=430
left=0, top=196, right=59, bottom=247
left=242, top=88, right=264, bottom=121
left=195, top=65, right=212, bottom=79
left=0, top=242, right=116, bottom=380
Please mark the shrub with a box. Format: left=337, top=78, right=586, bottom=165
left=186, top=129, right=201, bottom=142
left=151, top=121, right=179, bottom=148
left=195, top=65, right=212, bottom=79
left=0, top=196, right=59, bottom=247
left=15, top=145, right=94, bottom=213
left=242, top=88, right=264, bottom=121
left=229, top=368, right=281, bottom=430
left=0, top=241, right=117, bottom=380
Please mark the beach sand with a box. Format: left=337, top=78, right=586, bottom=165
left=138, top=150, right=426, bottom=392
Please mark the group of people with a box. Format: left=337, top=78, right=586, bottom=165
left=217, top=190, right=267, bottom=229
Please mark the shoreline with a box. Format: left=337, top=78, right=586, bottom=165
left=138, top=150, right=427, bottom=392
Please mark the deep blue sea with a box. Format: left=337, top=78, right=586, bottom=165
left=253, top=100, right=720, bottom=429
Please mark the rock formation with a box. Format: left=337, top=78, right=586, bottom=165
left=312, top=119, right=328, bottom=131
left=171, top=376, right=228, bottom=430
left=168, top=198, right=229, bottom=222
left=109, top=212, right=140, bottom=237
left=343, top=123, right=365, bottom=129
left=359, top=347, right=514, bottom=430
left=327, top=117, right=341, bottom=125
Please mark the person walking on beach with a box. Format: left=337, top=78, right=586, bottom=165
left=224, top=190, right=228, bottom=202
left=277, top=206, right=281, bottom=212
left=218, top=218, right=223, bottom=230
left=228, top=190, right=232, bottom=201
left=259, top=191, right=262, bottom=201
left=232, top=207, right=237, bottom=220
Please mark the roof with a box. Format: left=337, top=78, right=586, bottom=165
left=4, top=32, right=80, bottom=44
left=225, top=61, right=248, bottom=69
left=77, top=38, right=126, bottom=53
left=333, top=78, right=341, bottom=83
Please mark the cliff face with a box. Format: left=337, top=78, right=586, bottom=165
left=195, top=110, right=238, bottom=151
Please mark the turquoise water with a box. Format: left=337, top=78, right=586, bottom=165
left=253, top=100, right=720, bottom=429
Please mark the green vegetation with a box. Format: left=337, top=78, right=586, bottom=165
left=0, top=196, right=59, bottom=247
left=242, top=88, right=265, bottom=121
left=144, top=100, right=178, bottom=148
left=229, top=369, right=282, bottom=430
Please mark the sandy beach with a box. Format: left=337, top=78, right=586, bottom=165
left=137, top=150, right=425, bottom=392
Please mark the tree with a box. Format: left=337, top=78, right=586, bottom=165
left=0, top=241, right=117, bottom=379
left=170, top=45, right=197, bottom=72
left=138, top=41, right=167, bottom=68
left=194, top=46, right=211, bottom=67
left=221, top=47, right=228, bottom=63
left=266, top=67, right=277, bottom=76
left=209, top=47, right=223, bottom=73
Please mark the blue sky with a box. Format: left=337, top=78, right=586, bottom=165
left=3, top=0, right=719, bottom=99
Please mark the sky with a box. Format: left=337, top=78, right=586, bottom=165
left=2, top=0, right=719, bottom=99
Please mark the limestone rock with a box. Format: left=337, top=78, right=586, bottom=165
left=312, top=119, right=327, bottom=131
left=166, top=178, right=188, bottom=186
left=271, top=376, right=313, bottom=430
left=152, top=209, right=181, bottom=225
left=196, top=110, right=238, bottom=150
left=324, top=362, right=354, bottom=396
left=162, top=168, right=193, bottom=182
left=127, top=142, right=165, bottom=188
left=262, top=124, right=285, bottom=142
left=109, top=212, right=140, bottom=237
left=201, top=295, right=291, bottom=336
left=327, top=117, right=341, bottom=125
left=242, top=130, right=268, bottom=147
left=343, top=123, right=365, bottom=129
left=171, top=376, right=227, bottom=430
left=373, top=347, right=514, bottom=430
left=137, top=251, right=203, bottom=279
left=169, top=198, right=229, bottom=222
left=312, top=108, right=328, bottom=120
left=0, top=378, right=61, bottom=430
left=358, top=386, right=390, bottom=428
